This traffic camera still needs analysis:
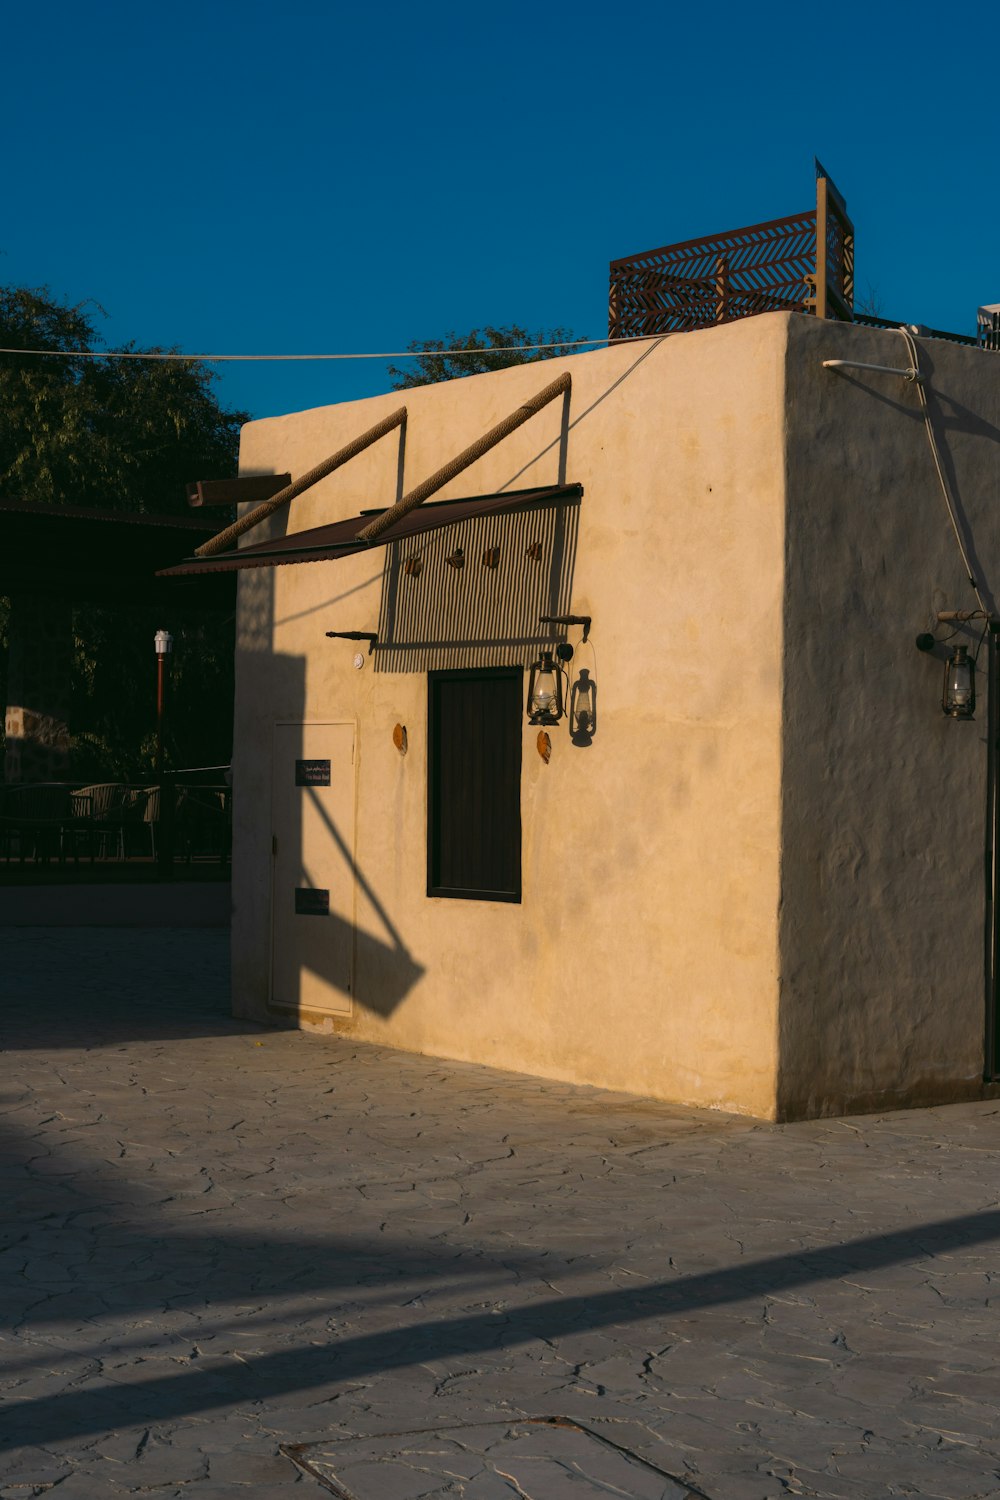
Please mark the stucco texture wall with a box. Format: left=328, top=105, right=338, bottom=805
left=778, top=317, right=1000, bottom=1119
left=230, top=322, right=787, bottom=1117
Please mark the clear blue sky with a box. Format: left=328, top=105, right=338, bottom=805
left=3, top=0, right=996, bottom=422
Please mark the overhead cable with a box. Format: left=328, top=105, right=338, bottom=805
left=0, top=335, right=627, bottom=363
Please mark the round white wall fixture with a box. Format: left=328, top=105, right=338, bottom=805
left=353, top=652, right=366, bottom=671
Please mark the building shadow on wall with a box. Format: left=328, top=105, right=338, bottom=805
left=300, top=784, right=424, bottom=1018
left=236, top=554, right=423, bottom=1029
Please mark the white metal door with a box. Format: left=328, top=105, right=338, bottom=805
left=270, top=722, right=355, bottom=1018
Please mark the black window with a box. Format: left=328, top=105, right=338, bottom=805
left=428, top=668, right=522, bottom=902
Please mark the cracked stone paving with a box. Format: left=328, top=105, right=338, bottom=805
left=2, top=927, right=1000, bottom=1498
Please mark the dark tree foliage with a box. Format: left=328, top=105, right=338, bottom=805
left=387, top=324, right=584, bottom=389
left=0, top=285, right=248, bottom=781
left=0, top=285, right=248, bottom=514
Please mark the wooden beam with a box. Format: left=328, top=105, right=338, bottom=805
left=813, top=176, right=830, bottom=320
left=186, top=474, right=292, bottom=507
left=356, top=374, right=571, bottom=544
left=194, top=409, right=407, bottom=558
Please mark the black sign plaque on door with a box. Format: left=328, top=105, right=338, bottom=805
left=295, top=759, right=331, bottom=786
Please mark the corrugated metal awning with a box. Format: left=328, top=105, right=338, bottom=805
left=158, top=483, right=582, bottom=576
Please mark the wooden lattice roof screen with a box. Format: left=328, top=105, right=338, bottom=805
left=609, top=162, right=854, bottom=340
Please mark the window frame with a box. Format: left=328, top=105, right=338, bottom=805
left=426, top=666, right=523, bottom=904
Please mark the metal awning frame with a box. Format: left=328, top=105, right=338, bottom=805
left=159, top=483, right=583, bottom=577
left=189, top=369, right=572, bottom=565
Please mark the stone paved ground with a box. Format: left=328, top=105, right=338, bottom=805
left=3, top=929, right=1000, bottom=1499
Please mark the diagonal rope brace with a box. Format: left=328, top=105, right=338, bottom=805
left=194, top=406, right=407, bottom=557
left=896, top=328, right=989, bottom=616
left=356, top=372, right=571, bottom=544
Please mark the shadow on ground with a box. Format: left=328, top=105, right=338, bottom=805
left=4, top=1089, right=1000, bottom=1449
left=0, top=926, right=282, bottom=1048
left=6, top=926, right=1000, bottom=1475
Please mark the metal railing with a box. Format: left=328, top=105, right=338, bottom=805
left=851, top=311, right=980, bottom=348
left=0, top=775, right=231, bottom=875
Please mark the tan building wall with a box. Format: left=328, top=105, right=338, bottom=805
left=231, top=319, right=787, bottom=1118
left=230, top=311, right=1000, bottom=1119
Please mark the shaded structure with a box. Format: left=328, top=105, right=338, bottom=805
left=1, top=498, right=233, bottom=781
left=0, top=498, right=234, bottom=607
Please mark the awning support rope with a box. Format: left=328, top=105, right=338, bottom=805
left=896, top=327, right=989, bottom=616
left=194, top=406, right=407, bottom=558
left=356, top=372, right=571, bottom=544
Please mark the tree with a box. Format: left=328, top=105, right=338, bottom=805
left=0, top=284, right=249, bottom=781
left=854, top=283, right=885, bottom=319
left=387, top=324, right=584, bottom=390
left=0, top=285, right=248, bottom=514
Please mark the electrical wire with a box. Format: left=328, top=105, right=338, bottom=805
left=974, top=614, right=991, bottom=664
left=897, top=326, right=990, bottom=617
left=0, top=334, right=656, bottom=363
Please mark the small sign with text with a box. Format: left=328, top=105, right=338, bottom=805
left=295, top=759, right=331, bottom=787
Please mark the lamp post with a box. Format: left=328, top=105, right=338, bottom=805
left=154, top=630, right=174, bottom=876
left=154, top=630, right=173, bottom=782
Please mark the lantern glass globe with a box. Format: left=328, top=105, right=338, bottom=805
left=943, top=645, right=975, bottom=718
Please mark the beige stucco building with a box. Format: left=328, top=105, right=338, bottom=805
left=187, top=312, right=1000, bottom=1120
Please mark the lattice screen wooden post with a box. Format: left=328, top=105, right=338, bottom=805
left=808, top=162, right=854, bottom=322
left=715, top=256, right=729, bottom=324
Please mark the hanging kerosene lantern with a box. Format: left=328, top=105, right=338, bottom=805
left=943, top=644, right=975, bottom=719
left=526, top=651, right=565, bottom=725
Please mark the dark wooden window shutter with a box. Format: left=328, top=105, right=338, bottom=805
left=428, top=669, right=522, bottom=902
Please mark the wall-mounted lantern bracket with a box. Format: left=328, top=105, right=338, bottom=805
left=822, top=358, right=922, bottom=382
left=540, top=612, right=592, bottom=641
left=325, top=630, right=378, bottom=653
